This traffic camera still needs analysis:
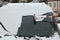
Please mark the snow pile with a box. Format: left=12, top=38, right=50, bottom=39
left=35, top=32, right=60, bottom=40
left=0, top=32, right=59, bottom=40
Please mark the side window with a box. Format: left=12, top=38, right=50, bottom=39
left=59, top=2, right=60, bottom=7
left=49, top=3, right=52, bottom=7
left=53, top=3, right=56, bottom=8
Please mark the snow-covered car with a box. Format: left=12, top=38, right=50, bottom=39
left=0, top=3, right=53, bottom=35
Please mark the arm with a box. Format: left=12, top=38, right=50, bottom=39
left=49, top=13, right=59, bottom=18
left=53, top=13, right=58, bottom=17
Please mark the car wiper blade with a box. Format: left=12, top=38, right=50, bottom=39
left=0, top=22, right=8, bottom=32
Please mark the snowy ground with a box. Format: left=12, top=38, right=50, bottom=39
left=0, top=32, right=60, bottom=40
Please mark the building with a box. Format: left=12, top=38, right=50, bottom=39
left=48, top=0, right=60, bottom=13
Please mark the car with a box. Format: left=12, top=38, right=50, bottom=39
left=0, top=3, right=55, bottom=37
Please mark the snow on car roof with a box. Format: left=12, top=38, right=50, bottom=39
left=0, top=3, right=53, bottom=15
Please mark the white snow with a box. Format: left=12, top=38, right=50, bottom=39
left=0, top=32, right=60, bottom=40
left=35, top=15, right=47, bottom=21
